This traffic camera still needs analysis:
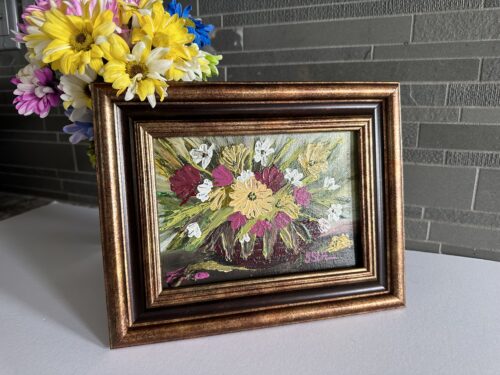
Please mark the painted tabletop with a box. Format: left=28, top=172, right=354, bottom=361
left=0, top=203, right=499, bottom=375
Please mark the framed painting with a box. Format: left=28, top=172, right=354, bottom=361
left=92, top=82, right=405, bottom=348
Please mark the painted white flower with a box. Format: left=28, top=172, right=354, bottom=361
left=59, top=67, right=97, bottom=110
left=190, top=143, right=215, bottom=169
left=186, top=222, right=202, bottom=238
left=327, top=204, right=344, bottom=222
left=196, top=179, right=213, bottom=202
left=284, top=168, right=304, bottom=187
left=239, top=233, right=251, bottom=244
left=318, top=218, right=332, bottom=234
left=324, top=177, right=340, bottom=191
left=253, top=139, right=275, bottom=166
left=236, top=170, right=255, bottom=182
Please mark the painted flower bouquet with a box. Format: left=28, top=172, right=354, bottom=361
left=11, top=0, right=221, bottom=162
left=155, top=133, right=358, bottom=287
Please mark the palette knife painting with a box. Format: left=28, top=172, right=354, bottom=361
left=154, top=131, right=360, bottom=288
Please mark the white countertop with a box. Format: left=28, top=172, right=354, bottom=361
left=0, top=203, right=499, bottom=375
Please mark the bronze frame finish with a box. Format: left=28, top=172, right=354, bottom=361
left=92, top=82, right=405, bottom=348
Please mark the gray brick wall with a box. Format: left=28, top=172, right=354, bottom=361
left=2, top=0, right=500, bottom=261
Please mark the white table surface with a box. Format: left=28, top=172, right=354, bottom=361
left=0, top=202, right=499, bottom=375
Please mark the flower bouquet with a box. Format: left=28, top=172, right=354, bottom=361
left=155, top=133, right=358, bottom=287
left=11, top=0, right=221, bottom=163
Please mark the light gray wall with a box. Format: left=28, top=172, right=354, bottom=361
left=203, top=0, right=500, bottom=261
left=1, top=0, right=499, bottom=261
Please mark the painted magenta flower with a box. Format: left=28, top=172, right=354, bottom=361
left=186, top=222, right=201, bottom=238
left=255, top=166, right=284, bottom=193
left=228, top=211, right=247, bottom=231
left=284, top=168, right=303, bottom=187
left=250, top=220, right=272, bottom=237
left=212, top=165, right=233, bottom=187
left=169, top=165, right=201, bottom=204
left=194, top=271, right=210, bottom=280
left=229, top=177, right=273, bottom=219
left=254, top=139, right=275, bottom=166
left=40, top=7, right=116, bottom=74
left=293, top=187, right=312, bottom=207
left=190, top=143, right=214, bottom=169
left=196, top=178, right=213, bottom=202
left=298, top=143, right=329, bottom=176
left=274, top=212, right=292, bottom=229
left=102, top=40, right=172, bottom=107
left=324, top=177, right=340, bottom=191
left=219, top=144, right=249, bottom=173
left=11, top=65, right=60, bottom=118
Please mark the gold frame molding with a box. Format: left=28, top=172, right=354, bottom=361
left=92, top=82, right=405, bottom=348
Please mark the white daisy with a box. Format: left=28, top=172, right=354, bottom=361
left=190, top=144, right=215, bottom=169
left=59, top=67, right=97, bottom=110
left=196, top=179, right=213, bottom=202
left=324, top=177, right=340, bottom=191
left=236, top=170, right=255, bottom=182
left=318, top=218, right=332, bottom=234
left=284, top=168, right=304, bottom=187
left=186, top=222, right=202, bottom=238
left=254, top=139, right=275, bottom=166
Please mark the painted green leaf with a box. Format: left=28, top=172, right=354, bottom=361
left=186, top=260, right=248, bottom=274
left=160, top=202, right=210, bottom=232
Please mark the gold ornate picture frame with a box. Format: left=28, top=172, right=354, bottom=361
left=92, top=82, right=404, bottom=348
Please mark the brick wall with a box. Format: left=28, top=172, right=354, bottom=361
left=1, top=0, right=500, bottom=261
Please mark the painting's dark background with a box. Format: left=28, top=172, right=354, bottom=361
left=1, top=0, right=499, bottom=260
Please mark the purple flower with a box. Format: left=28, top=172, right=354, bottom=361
left=165, top=267, right=186, bottom=286
left=212, top=165, right=233, bottom=187
left=169, top=165, right=202, bottom=205
left=293, top=187, right=312, bottom=207
left=255, top=166, right=285, bottom=193
left=11, top=65, right=60, bottom=118
left=194, top=272, right=210, bottom=280
left=274, top=212, right=292, bottom=229
left=63, top=107, right=94, bottom=144
left=250, top=220, right=272, bottom=237
left=228, top=211, right=247, bottom=231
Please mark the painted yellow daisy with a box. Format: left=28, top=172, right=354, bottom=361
left=229, top=177, right=273, bottom=219
left=102, top=41, right=172, bottom=107
left=274, top=194, right=300, bottom=219
left=298, top=142, right=330, bottom=176
left=41, top=7, right=116, bottom=74
left=327, top=234, right=353, bottom=253
left=219, top=144, right=250, bottom=174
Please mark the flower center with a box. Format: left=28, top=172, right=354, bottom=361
left=127, top=63, right=148, bottom=78
left=247, top=192, right=257, bottom=201
left=71, top=32, right=93, bottom=51
left=308, top=160, right=316, bottom=166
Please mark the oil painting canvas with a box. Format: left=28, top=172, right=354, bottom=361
left=154, top=131, right=360, bottom=288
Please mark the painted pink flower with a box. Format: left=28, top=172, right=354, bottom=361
left=228, top=211, right=247, bottom=230
left=169, top=165, right=202, bottom=205
left=212, top=164, right=233, bottom=187
left=250, top=220, right=272, bottom=237
left=11, top=65, right=61, bottom=118
left=293, top=187, right=312, bottom=207
left=255, top=165, right=284, bottom=193
left=274, top=212, right=292, bottom=229
left=194, top=272, right=210, bottom=280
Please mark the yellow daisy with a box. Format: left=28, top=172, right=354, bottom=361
left=41, top=7, right=116, bottom=74
left=274, top=194, right=300, bottom=219
left=219, top=144, right=250, bottom=174
left=102, top=40, right=172, bottom=107
left=229, top=177, right=274, bottom=219
left=327, top=234, right=353, bottom=253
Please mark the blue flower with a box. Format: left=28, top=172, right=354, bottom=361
left=63, top=107, right=94, bottom=144
left=166, top=0, right=215, bottom=48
